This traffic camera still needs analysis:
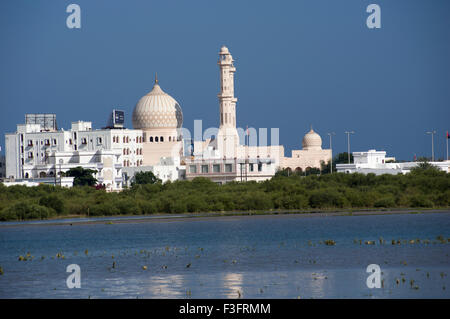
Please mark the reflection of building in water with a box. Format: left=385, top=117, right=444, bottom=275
left=223, top=273, right=243, bottom=299
left=146, top=274, right=185, bottom=298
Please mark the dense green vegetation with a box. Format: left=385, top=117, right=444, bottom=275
left=132, top=171, right=161, bottom=186
left=0, top=162, right=448, bottom=221
left=66, top=167, right=98, bottom=186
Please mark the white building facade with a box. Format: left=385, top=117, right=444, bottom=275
left=336, top=149, right=449, bottom=175
left=5, top=117, right=144, bottom=191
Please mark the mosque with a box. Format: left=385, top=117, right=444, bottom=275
left=4, top=46, right=331, bottom=189
left=129, top=45, right=331, bottom=183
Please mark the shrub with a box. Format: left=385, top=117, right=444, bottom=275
left=374, top=196, right=396, bottom=208
left=0, top=202, right=55, bottom=220
left=39, top=195, right=65, bottom=214
left=138, top=201, right=158, bottom=215
left=89, top=202, right=120, bottom=216
left=309, top=189, right=346, bottom=208
left=409, top=195, right=434, bottom=208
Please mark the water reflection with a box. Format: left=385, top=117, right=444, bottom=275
left=145, top=274, right=185, bottom=298
left=223, top=273, right=243, bottom=298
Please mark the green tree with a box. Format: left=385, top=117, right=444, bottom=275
left=132, top=171, right=161, bottom=185
left=66, top=167, right=98, bottom=187
left=334, top=152, right=354, bottom=165
left=39, top=195, right=65, bottom=214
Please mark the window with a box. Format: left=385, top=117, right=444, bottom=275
left=69, top=139, right=73, bottom=145
left=155, top=136, right=159, bottom=142
left=189, top=165, right=197, bottom=173
left=249, top=163, right=254, bottom=172
left=44, top=139, right=50, bottom=146
left=98, top=137, right=103, bottom=144
left=150, top=136, right=153, bottom=142
left=160, top=136, right=164, bottom=142
left=201, top=165, right=209, bottom=173
left=225, top=164, right=232, bottom=173
left=28, top=152, right=34, bottom=159
left=169, top=136, right=172, bottom=142
left=53, top=139, right=57, bottom=145
left=258, top=163, right=263, bottom=172
left=81, top=138, right=87, bottom=144
left=213, top=164, right=220, bottom=173
left=27, top=140, right=33, bottom=146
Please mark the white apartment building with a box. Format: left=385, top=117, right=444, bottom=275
left=5, top=117, right=144, bottom=191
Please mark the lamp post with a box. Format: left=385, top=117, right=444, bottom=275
left=426, top=130, right=436, bottom=162
left=344, top=131, right=355, bottom=164
left=327, top=132, right=335, bottom=173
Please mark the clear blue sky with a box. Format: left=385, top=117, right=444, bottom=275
left=1, top=0, right=449, bottom=160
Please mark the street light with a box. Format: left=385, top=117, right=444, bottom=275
left=344, top=131, right=355, bottom=164
left=327, top=132, right=335, bottom=173
left=426, top=130, right=436, bottom=162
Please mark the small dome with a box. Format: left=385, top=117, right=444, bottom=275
left=220, top=46, right=229, bottom=54
left=132, top=79, right=183, bottom=130
left=302, top=128, right=322, bottom=150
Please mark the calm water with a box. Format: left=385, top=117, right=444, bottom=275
left=0, top=212, right=449, bottom=298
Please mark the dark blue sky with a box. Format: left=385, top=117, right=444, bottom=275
left=1, top=0, right=449, bottom=160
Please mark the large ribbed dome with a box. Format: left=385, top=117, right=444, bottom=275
left=132, top=78, right=183, bottom=129
left=302, top=128, right=322, bottom=150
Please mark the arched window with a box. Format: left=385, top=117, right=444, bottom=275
left=25, top=173, right=29, bottom=178
left=150, top=136, right=153, bottom=142
left=169, top=136, right=171, bottom=142
left=160, top=136, right=164, bottom=142
left=123, top=149, right=126, bottom=155
left=155, top=136, right=159, bottom=142
left=123, top=160, right=126, bottom=166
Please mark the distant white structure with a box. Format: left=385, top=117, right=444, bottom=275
left=282, top=127, right=332, bottom=172
left=2, top=177, right=75, bottom=188
left=336, top=149, right=449, bottom=175
left=4, top=114, right=144, bottom=191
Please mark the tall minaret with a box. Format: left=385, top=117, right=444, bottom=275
left=217, top=46, right=239, bottom=157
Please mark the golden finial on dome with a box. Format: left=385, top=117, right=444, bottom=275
left=155, top=72, right=159, bottom=84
